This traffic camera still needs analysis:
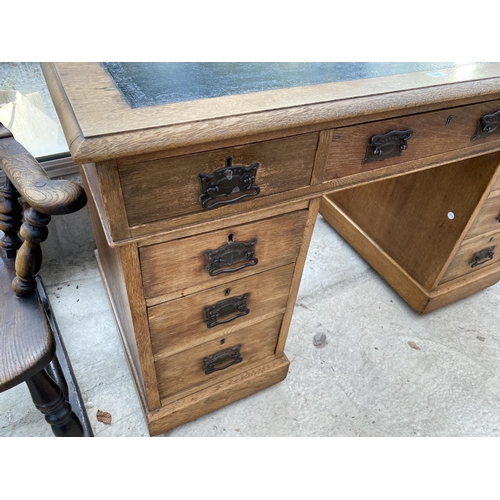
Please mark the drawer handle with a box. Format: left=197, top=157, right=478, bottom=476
left=471, top=110, right=500, bottom=140
left=205, top=238, right=258, bottom=276
left=470, top=246, right=495, bottom=268
left=203, top=293, right=250, bottom=328
left=198, top=159, right=260, bottom=210
left=203, top=345, right=243, bottom=375
left=362, top=129, right=413, bottom=165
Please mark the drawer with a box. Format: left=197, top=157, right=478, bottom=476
left=140, top=209, right=308, bottom=302
left=155, top=314, right=282, bottom=400
left=118, top=133, right=318, bottom=227
left=490, top=172, right=500, bottom=192
left=148, top=263, right=294, bottom=357
left=440, top=231, right=500, bottom=284
left=325, top=99, right=500, bottom=180
left=465, top=190, right=500, bottom=240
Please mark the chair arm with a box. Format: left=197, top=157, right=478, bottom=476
left=0, top=124, right=86, bottom=215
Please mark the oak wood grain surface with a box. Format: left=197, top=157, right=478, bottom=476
left=465, top=189, right=500, bottom=240
left=149, top=356, right=289, bottom=435
left=139, top=209, right=308, bottom=303
left=82, top=172, right=161, bottom=409
left=41, top=62, right=500, bottom=433
left=148, top=264, right=295, bottom=357
left=327, top=154, right=500, bottom=290
left=440, top=230, right=500, bottom=284
left=0, top=125, right=86, bottom=216
left=319, top=194, right=431, bottom=312
left=118, top=133, right=318, bottom=227
left=325, top=99, right=500, bottom=180
left=320, top=193, right=500, bottom=313
left=276, top=198, right=321, bottom=356
left=93, top=160, right=131, bottom=242
left=98, top=137, right=500, bottom=247
left=491, top=171, right=500, bottom=191
left=0, top=258, right=54, bottom=391
left=41, top=63, right=500, bottom=163
left=155, top=314, right=282, bottom=400
left=94, top=228, right=291, bottom=433
left=425, top=265, right=500, bottom=313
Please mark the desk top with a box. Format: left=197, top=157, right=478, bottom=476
left=41, top=62, right=500, bottom=164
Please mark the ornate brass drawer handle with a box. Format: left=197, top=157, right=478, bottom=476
left=205, top=238, right=258, bottom=276
left=470, top=246, right=495, bottom=268
left=362, top=129, right=413, bottom=165
left=471, top=110, right=500, bottom=140
left=198, top=159, right=260, bottom=210
left=203, top=345, right=243, bottom=375
left=203, top=293, right=250, bottom=328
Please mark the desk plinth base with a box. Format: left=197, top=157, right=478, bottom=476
left=320, top=195, right=500, bottom=314
left=95, top=249, right=289, bottom=435
left=147, top=356, right=289, bottom=436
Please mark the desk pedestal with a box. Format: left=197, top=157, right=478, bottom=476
left=321, top=152, right=500, bottom=313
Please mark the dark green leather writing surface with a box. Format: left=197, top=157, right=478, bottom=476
left=102, top=62, right=471, bottom=109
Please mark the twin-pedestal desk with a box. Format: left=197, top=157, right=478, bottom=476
left=42, top=62, right=500, bottom=435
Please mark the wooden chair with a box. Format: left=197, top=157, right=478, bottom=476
left=0, top=123, right=92, bottom=436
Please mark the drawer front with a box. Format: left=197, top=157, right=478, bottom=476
left=465, top=190, right=500, bottom=240
left=155, top=314, right=282, bottom=400
left=148, top=264, right=294, bottom=357
left=325, top=100, right=500, bottom=180
left=118, top=133, right=318, bottom=227
left=490, top=172, right=500, bottom=192
left=140, top=209, right=308, bottom=301
left=440, top=232, right=500, bottom=284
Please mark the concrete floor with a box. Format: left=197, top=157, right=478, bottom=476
left=2, top=209, right=500, bottom=437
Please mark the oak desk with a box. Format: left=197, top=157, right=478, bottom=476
left=41, top=62, right=500, bottom=435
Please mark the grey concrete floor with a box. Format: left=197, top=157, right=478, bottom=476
left=2, top=214, right=500, bottom=437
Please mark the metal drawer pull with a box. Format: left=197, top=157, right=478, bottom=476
left=203, top=345, right=243, bottom=375
left=203, top=293, right=250, bottom=328
left=198, top=159, right=260, bottom=210
left=205, top=238, right=258, bottom=276
left=471, top=110, right=500, bottom=140
left=470, top=246, right=495, bottom=268
left=362, top=129, right=413, bottom=165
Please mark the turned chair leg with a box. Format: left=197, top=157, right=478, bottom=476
left=25, top=368, right=84, bottom=437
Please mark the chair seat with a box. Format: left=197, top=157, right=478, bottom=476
left=0, top=256, right=55, bottom=392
